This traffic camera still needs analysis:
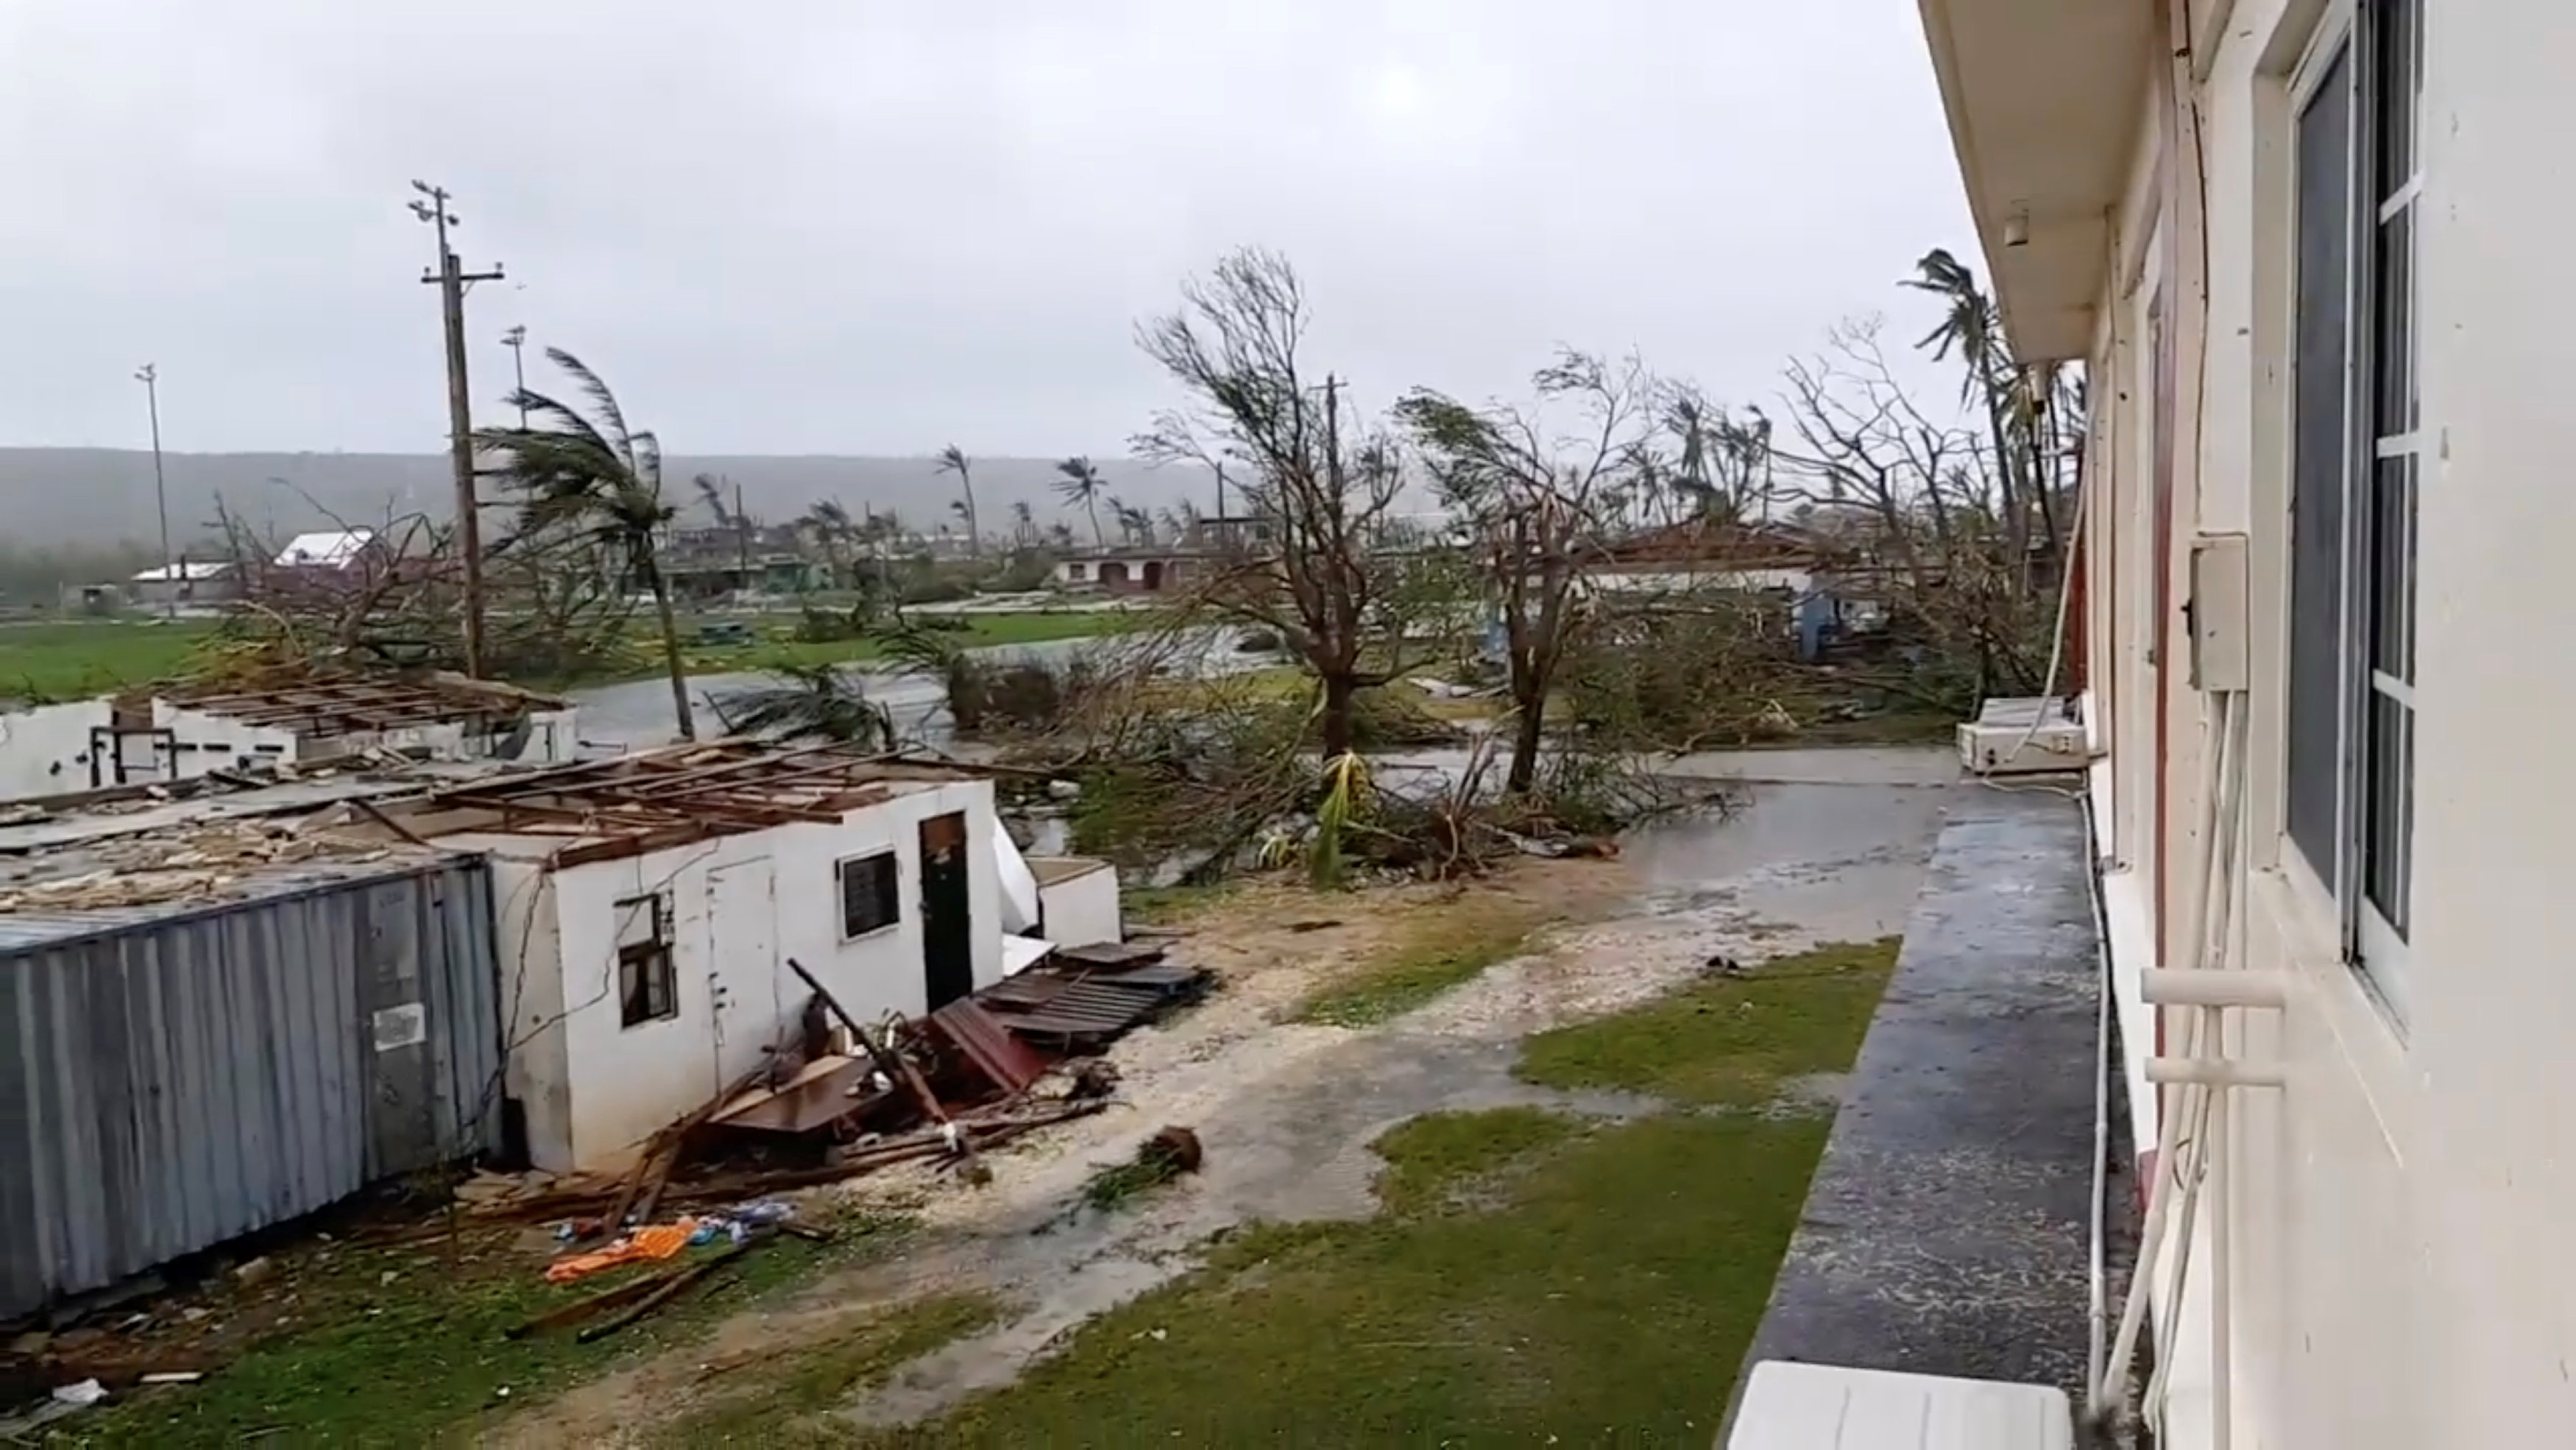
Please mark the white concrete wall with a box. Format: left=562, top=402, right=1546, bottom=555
left=144, top=701, right=579, bottom=778
left=1033, top=860, right=1121, bottom=948
left=2081, top=4, right=2576, bottom=1446
left=458, top=779, right=1005, bottom=1173
left=0, top=701, right=115, bottom=800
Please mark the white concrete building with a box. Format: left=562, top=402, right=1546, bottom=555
left=1919, top=1, right=2574, bottom=1446
left=403, top=743, right=1097, bottom=1173
left=0, top=672, right=576, bottom=803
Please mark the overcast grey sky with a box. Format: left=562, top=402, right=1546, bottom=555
left=0, top=0, right=1974, bottom=458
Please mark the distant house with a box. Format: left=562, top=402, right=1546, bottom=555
left=273, top=528, right=378, bottom=570
left=126, top=559, right=241, bottom=608
left=1050, top=515, right=1277, bottom=595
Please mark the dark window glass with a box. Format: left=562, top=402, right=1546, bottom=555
left=839, top=853, right=901, bottom=938
left=617, top=893, right=676, bottom=1027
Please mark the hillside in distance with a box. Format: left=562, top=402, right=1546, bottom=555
left=0, top=449, right=1224, bottom=550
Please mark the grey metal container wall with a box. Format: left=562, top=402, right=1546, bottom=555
left=0, top=856, right=503, bottom=1320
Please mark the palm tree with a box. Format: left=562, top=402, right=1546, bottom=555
left=1045, top=520, right=1076, bottom=550
left=1054, top=456, right=1108, bottom=548
left=1904, top=248, right=2052, bottom=558
left=475, top=347, right=696, bottom=740
left=1009, top=499, right=1036, bottom=548
left=801, top=498, right=854, bottom=587
left=1111, top=498, right=1153, bottom=545
left=935, top=445, right=981, bottom=557
left=710, top=664, right=894, bottom=746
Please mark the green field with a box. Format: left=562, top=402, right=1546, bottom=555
left=0, top=609, right=1134, bottom=702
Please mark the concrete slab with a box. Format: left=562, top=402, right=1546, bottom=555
left=1733, top=786, right=2133, bottom=1410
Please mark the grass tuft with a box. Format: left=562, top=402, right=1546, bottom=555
left=1370, top=1106, right=1579, bottom=1216
left=659, top=1291, right=1006, bottom=1446
left=1290, top=911, right=1544, bottom=1028
left=1515, top=938, right=1900, bottom=1106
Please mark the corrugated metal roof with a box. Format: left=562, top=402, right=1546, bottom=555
left=0, top=849, right=473, bottom=955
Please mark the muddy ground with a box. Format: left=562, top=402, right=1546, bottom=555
left=498, top=751, right=1957, bottom=1444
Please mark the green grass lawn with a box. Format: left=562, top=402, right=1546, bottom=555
left=0, top=609, right=1134, bottom=703
left=0, top=618, right=217, bottom=699
left=80, top=1212, right=916, bottom=1449
left=858, top=940, right=1900, bottom=1447
left=727, top=609, right=1133, bottom=673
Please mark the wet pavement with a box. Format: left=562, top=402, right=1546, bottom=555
left=843, top=748, right=1965, bottom=1429
left=1733, top=783, right=2132, bottom=1416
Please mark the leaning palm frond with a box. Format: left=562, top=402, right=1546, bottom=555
left=710, top=665, right=896, bottom=748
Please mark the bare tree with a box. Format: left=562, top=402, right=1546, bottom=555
left=935, top=444, right=981, bottom=557
left=1400, top=349, right=1653, bottom=793
left=1135, top=248, right=1452, bottom=757
left=1769, top=316, right=2071, bottom=703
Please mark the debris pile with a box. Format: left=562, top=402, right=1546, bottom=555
left=461, top=944, right=1212, bottom=1241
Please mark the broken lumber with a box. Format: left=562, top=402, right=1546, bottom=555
left=504, top=1267, right=684, bottom=1340
left=787, top=958, right=980, bottom=1173
left=575, top=1235, right=764, bottom=1344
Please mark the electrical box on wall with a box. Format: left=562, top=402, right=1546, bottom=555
left=2188, top=532, right=2250, bottom=693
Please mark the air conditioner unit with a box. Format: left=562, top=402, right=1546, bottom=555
left=1957, top=696, right=2088, bottom=776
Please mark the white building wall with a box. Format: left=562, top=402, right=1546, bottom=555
left=0, top=701, right=115, bottom=800
left=147, top=702, right=579, bottom=776
left=1033, top=860, right=1121, bottom=948
left=2084, top=4, right=2576, bottom=1447
left=459, top=779, right=1005, bottom=1173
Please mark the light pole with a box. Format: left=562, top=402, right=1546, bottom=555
left=135, top=364, right=173, bottom=618
left=501, top=324, right=529, bottom=428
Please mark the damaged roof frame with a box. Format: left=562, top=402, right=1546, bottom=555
left=420, top=741, right=983, bottom=869
left=144, top=670, right=569, bottom=738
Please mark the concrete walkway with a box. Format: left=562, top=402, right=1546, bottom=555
left=1734, top=784, right=2134, bottom=1411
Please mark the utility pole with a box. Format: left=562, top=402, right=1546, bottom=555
left=135, top=364, right=173, bottom=619
left=409, top=180, right=505, bottom=678
left=501, top=323, right=529, bottom=428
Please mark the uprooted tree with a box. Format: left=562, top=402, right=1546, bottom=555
left=1134, top=247, right=1463, bottom=757
left=1398, top=349, right=1657, bottom=794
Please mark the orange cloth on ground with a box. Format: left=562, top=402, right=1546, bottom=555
left=543, top=1218, right=699, bottom=1284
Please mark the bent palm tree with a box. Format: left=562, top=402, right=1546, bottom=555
left=475, top=347, right=696, bottom=740
left=935, top=445, right=981, bottom=557
left=1009, top=498, right=1036, bottom=548
left=1055, top=456, right=1108, bottom=548
left=802, top=498, right=854, bottom=587
left=710, top=664, right=894, bottom=747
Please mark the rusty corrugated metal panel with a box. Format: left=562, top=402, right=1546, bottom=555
left=0, top=856, right=500, bottom=1319
left=930, top=999, right=1049, bottom=1095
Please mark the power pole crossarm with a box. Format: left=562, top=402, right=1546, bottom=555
left=409, top=180, right=504, bottom=678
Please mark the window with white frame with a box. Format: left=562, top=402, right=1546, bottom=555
left=2285, top=0, right=2421, bottom=1016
